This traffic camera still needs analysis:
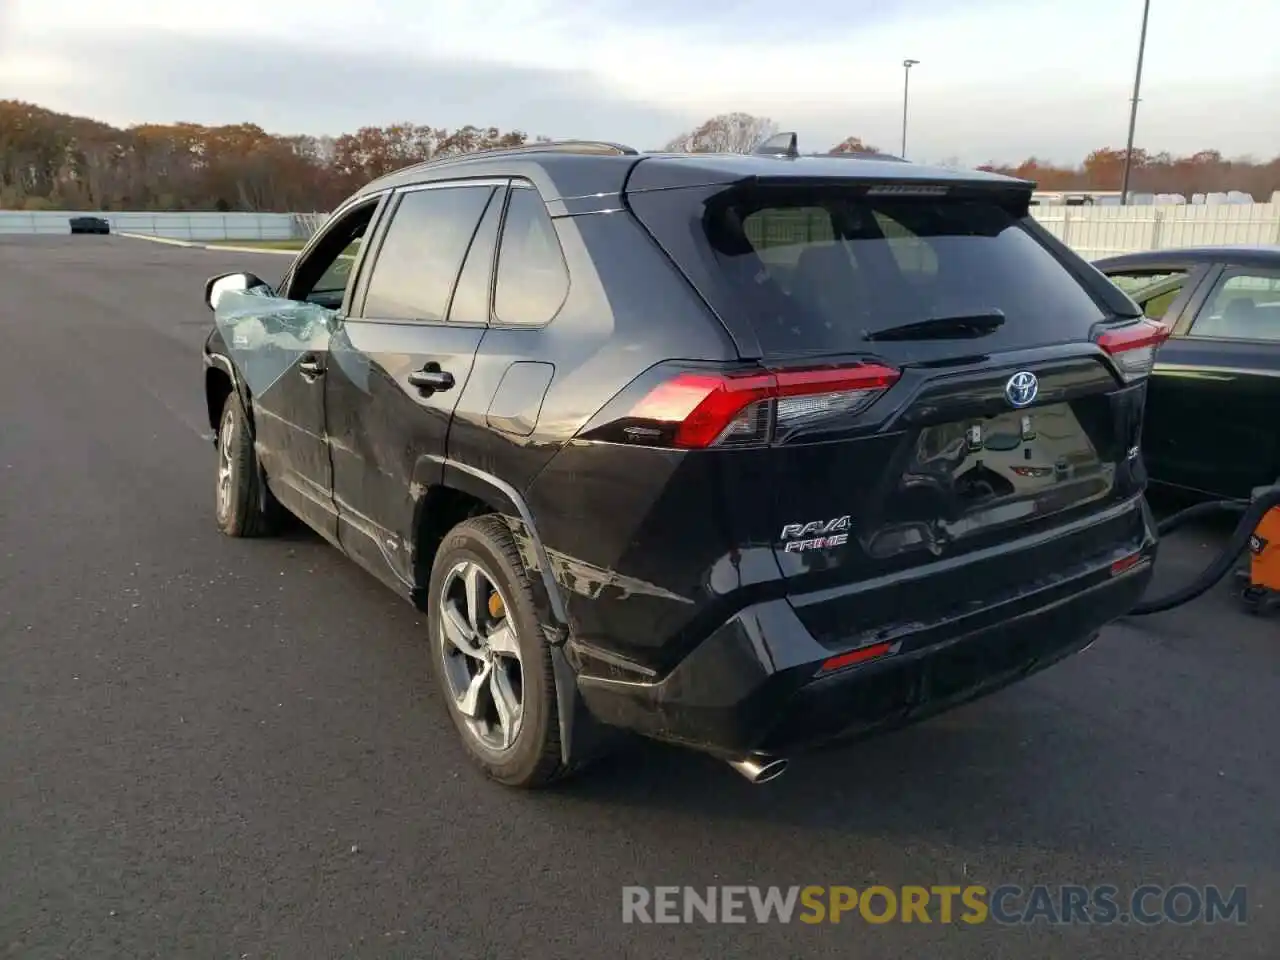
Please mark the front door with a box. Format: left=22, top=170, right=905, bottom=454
left=325, top=181, right=502, bottom=589
left=222, top=196, right=386, bottom=540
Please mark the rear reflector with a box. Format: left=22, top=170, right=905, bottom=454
left=1110, top=551, right=1148, bottom=576
left=629, top=363, right=901, bottom=448
left=1095, top=319, right=1170, bottom=383
left=820, top=641, right=894, bottom=673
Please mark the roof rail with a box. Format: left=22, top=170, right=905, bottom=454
left=507, top=140, right=640, bottom=156
left=821, top=150, right=910, bottom=163
left=426, top=140, right=640, bottom=167
left=360, top=139, right=642, bottom=192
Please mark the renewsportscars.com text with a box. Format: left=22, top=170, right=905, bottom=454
left=621, top=884, right=1247, bottom=926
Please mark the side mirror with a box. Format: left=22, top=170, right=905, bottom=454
left=205, top=272, right=268, bottom=311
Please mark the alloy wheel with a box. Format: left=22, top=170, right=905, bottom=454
left=216, top=408, right=234, bottom=521
left=438, top=560, right=524, bottom=752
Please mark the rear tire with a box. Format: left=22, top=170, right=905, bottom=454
left=427, top=516, right=567, bottom=788
left=214, top=393, right=282, bottom=538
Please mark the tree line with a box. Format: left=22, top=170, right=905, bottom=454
left=2, top=100, right=1276, bottom=213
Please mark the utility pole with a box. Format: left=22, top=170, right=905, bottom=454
left=1120, top=0, right=1151, bottom=205
left=901, top=59, right=920, bottom=159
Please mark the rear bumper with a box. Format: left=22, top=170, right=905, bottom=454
left=574, top=498, right=1156, bottom=757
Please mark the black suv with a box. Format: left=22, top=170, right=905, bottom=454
left=202, top=137, right=1163, bottom=787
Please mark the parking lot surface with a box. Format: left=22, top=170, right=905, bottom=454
left=2, top=236, right=1277, bottom=959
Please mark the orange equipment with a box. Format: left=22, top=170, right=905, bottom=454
left=1238, top=489, right=1280, bottom=614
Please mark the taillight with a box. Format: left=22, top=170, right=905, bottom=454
left=628, top=363, right=900, bottom=448
left=819, top=641, right=894, bottom=674
left=1095, top=319, right=1170, bottom=383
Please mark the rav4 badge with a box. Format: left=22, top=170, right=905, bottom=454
left=780, top=515, right=852, bottom=552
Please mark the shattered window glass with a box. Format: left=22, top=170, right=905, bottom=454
left=214, top=283, right=339, bottom=396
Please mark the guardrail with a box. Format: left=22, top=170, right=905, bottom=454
left=3, top=203, right=1279, bottom=259
left=0, top=210, right=324, bottom=241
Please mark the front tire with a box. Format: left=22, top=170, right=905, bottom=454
left=214, top=393, right=282, bottom=538
left=427, top=516, right=566, bottom=788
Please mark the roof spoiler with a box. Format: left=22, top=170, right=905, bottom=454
left=754, top=132, right=799, bottom=158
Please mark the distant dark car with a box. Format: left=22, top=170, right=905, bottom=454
left=1095, top=246, right=1280, bottom=500
left=199, top=139, right=1160, bottom=787
left=69, top=216, right=110, bottom=235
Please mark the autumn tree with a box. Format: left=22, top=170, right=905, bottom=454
left=0, top=100, right=534, bottom=212
left=663, top=112, right=778, bottom=154
left=3, top=99, right=1278, bottom=211
left=829, top=135, right=882, bottom=154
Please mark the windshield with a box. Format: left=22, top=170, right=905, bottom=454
left=701, top=188, right=1106, bottom=356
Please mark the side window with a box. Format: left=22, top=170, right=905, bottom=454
left=360, top=185, right=495, bottom=322
left=1190, top=271, right=1280, bottom=341
left=493, top=187, right=570, bottom=326
left=1141, top=286, right=1182, bottom=321
left=1106, top=270, right=1188, bottom=320
left=446, top=188, right=505, bottom=325
left=313, top=237, right=363, bottom=300
left=289, top=201, right=379, bottom=308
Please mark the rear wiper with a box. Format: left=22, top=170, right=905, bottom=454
left=863, top=310, right=1006, bottom=342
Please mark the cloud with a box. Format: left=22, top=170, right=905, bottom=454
left=0, top=28, right=694, bottom=149
left=2, top=0, right=1277, bottom=165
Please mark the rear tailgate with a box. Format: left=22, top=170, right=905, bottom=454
left=626, top=172, right=1161, bottom=646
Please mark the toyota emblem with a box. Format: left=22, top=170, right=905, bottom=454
left=1005, top=371, right=1039, bottom=408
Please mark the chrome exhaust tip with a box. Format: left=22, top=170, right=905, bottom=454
left=726, top=754, right=789, bottom=784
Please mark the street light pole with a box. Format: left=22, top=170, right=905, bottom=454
left=901, top=59, right=919, bottom=159
left=1120, top=0, right=1151, bottom=205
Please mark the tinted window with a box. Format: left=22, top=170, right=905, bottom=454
left=1142, top=287, right=1182, bottom=320
left=706, top=189, right=1105, bottom=355
left=1107, top=271, right=1185, bottom=296
left=493, top=187, right=569, bottom=326
left=1105, top=271, right=1188, bottom=320
left=447, top=188, right=504, bottom=325
left=1190, top=271, right=1280, bottom=341
left=360, top=185, right=494, bottom=322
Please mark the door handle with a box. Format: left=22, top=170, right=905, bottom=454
left=407, top=364, right=455, bottom=393
left=298, top=355, right=325, bottom=379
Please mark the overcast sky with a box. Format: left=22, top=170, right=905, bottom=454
left=2, top=0, right=1277, bottom=165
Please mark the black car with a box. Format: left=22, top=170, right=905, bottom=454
left=1095, top=246, right=1280, bottom=501
left=69, top=215, right=110, bottom=235
left=202, top=138, right=1160, bottom=787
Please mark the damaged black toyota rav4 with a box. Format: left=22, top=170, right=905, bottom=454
left=202, top=135, right=1163, bottom=787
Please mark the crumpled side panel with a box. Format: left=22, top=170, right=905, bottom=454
left=214, top=287, right=339, bottom=396
left=329, top=325, right=372, bottom=395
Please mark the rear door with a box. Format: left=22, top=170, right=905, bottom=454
left=1153, top=265, right=1280, bottom=498
left=627, top=179, right=1158, bottom=618
left=325, top=180, right=503, bottom=589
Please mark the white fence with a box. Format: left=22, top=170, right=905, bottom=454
left=0, top=210, right=322, bottom=241
left=1029, top=203, right=1280, bottom=260
left=2, top=204, right=1279, bottom=259
left=232, top=204, right=1280, bottom=258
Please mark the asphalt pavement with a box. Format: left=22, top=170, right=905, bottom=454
left=1, top=235, right=1277, bottom=959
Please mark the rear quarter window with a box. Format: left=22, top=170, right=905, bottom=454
left=493, top=186, right=570, bottom=327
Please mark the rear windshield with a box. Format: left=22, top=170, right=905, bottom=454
left=701, top=188, right=1105, bottom=355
